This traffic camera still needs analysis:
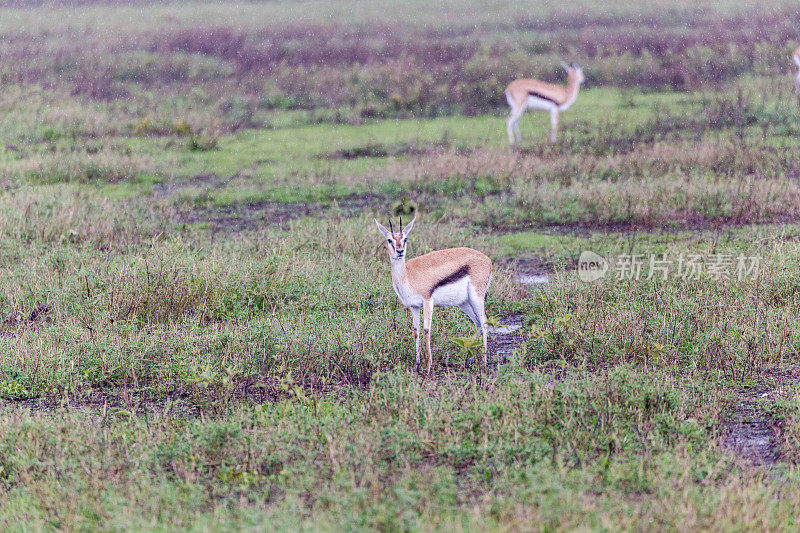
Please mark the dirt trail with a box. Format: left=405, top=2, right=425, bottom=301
left=488, top=314, right=523, bottom=364
left=172, top=195, right=386, bottom=232
left=488, top=271, right=549, bottom=363
left=723, top=389, right=781, bottom=466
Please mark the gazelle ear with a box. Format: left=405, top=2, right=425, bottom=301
left=402, top=216, right=416, bottom=236
left=560, top=61, right=570, bottom=72
left=375, top=219, right=390, bottom=238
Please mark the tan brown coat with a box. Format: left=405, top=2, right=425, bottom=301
left=504, top=76, right=580, bottom=108
left=404, top=248, right=492, bottom=299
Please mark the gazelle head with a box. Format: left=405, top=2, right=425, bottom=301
left=561, top=61, right=585, bottom=85
left=375, top=216, right=415, bottom=261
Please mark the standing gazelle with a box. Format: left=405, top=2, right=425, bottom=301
left=375, top=217, right=492, bottom=374
left=792, top=45, right=800, bottom=103
left=505, top=62, right=585, bottom=145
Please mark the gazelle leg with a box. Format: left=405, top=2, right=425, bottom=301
left=470, top=297, right=489, bottom=367
left=507, top=107, right=524, bottom=145
left=411, top=306, right=421, bottom=370
left=460, top=299, right=486, bottom=368
left=549, top=109, right=559, bottom=143
left=422, top=299, right=434, bottom=375
left=459, top=302, right=480, bottom=331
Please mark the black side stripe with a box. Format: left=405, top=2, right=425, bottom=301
left=430, top=265, right=470, bottom=297
left=528, top=91, right=560, bottom=105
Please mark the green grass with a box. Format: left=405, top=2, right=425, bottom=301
left=0, top=367, right=744, bottom=530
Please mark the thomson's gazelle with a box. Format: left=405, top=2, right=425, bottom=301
left=792, top=45, right=800, bottom=101
left=505, top=62, right=585, bottom=145
left=375, top=217, right=492, bottom=374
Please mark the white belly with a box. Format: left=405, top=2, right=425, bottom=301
left=393, top=282, right=424, bottom=308
left=525, top=95, right=558, bottom=112
left=431, top=277, right=471, bottom=307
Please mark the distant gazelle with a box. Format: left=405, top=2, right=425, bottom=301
left=375, top=217, right=492, bottom=374
left=505, top=62, right=585, bottom=145
left=792, top=45, right=800, bottom=102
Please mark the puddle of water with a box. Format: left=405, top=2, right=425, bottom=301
left=489, top=324, right=521, bottom=335
left=516, top=273, right=549, bottom=285
left=489, top=314, right=524, bottom=364
left=722, top=393, right=779, bottom=466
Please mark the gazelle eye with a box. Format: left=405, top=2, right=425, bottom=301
left=387, top=239, right=391, bottom=243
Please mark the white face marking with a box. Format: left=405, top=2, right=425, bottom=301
left=385, top=232, right=407, bottom=260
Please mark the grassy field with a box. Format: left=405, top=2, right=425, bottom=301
left=3, top=0, right=800, bottom=530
